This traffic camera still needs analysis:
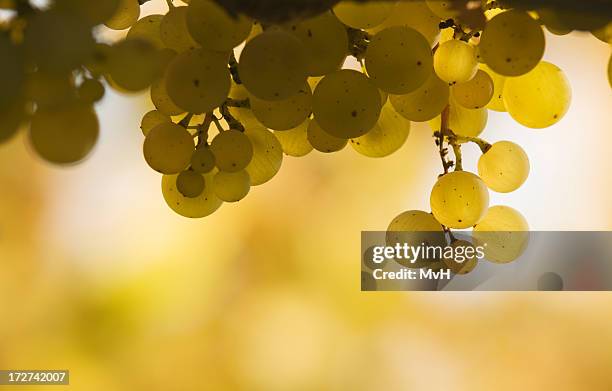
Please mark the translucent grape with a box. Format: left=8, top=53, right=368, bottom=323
left=186, top=0, right=252, bottom=52
left=285, top=12, right=348, bottom=77
left=452, top=69, right=494, bottom=109
left=162, top=173, right=222, bottom=218
left=425, top=0, right=459, bottom=20
left=213, top=170, right=251, bottom=203
left=29, top=104, right=99, bottom=165
left=274, top=120, right=313, bottom=158
left=151, top=77, right=185, bottom=116
left=503, top=61, right=571, bottom=129
left=140, top=110, right=171, bottom=137
left=429, top=98, right=488, bottom=138
left=238, top=31, right=309, bottom=101
left=370, top=1, right=440, bottom=46
left=191, top=146, right=216, bottom=174
left=390, top=73, right=449, bottom=122
left=480, top=64, right=506, bottom=112
left=333, top=1, right=395, bottom=29
left=165, top=49, right=231, bottom=114
left=143, top=123, right=194, bottom=174
left=386, top=210, right=446, bottom=267
left=312, top=69, right=382, bottom=139
left=105, top=0, right=140, bottom=30
left=473, top=206, right=530, bottom=264
left=434, top=40, right=478, bottom=85
left=307, top=120, right=347, bottom=153
left=77, top=79, right=105, bottom=103
left=109, top=39, right=161, bottom=92
left=24, top=72, right=75, bottom=109
left=350, top=102, right=410, bottom=158
left=126, top=15, right=165, bottom=50
left=478, top=141, right=530, bottom=193
left=443, top=240, right=478, bottom=275
left=176, top=170, right=205, bottom=198
left=161, top=7, right=199, bottom=53
left=250, top=83, right=312, bottom=131
left=210, top=129, right=253, bottom=173
left=365, top=26, right=433, bottom=94
left=479, top=10, right=545, bottom=77
left=244, top=126, right=283, bottom=186
left=430, top=171, right=490, bottom=229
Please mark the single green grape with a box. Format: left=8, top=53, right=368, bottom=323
left=274, top=120, right=313, bottom=158
left=480, top=64, right=506, bottom=112
left=238, top=31, right=309, bottom=101
left=210, top=129, right=254, bottom=173
left=176, top=170, right=206, bottom=198
left=390, top=73, right=449, bottom=122
left=452, top=70, right=494, bottom=109
left=369, top=1, right=440, bottom=46
left=104, top=0, right=140, bottom=30
left=244, top=126, right=284, bottom=186
left=350, top=102, right=410, bottom=158
left=478, top=141, right=530, bottom=193
left=108, top=39, right=162, bottom=92
left=285, top=11, right=348, bottom=77
left=126, top=15, right=165, bottom=49
left=165, top=48, right=231, bottom=114
left=29, top=103, right=99, bottom=165
left=429, top=98, right=488, bottom=138
left=312, top=69, right=382, bottom=139
left=479, top=10, right=545, bottom=77
left=143, top=122, right=194, bottom=174
left=307, top=120, right=347, bottom=153
left=249, top=83, right=312, bottom=131
left=473, top=206, right=530, bottom=264
left=162, top=172, right=222, bottom=218
left=434, top=40, right=478, bottom=85
left=333, top=1, right=394, bottom=29
left=213, top=170, right=251, bottom=203
left=186, top=0, right=252, bottom=52
left=191, top=146, right=216, bottom=174
left=503, top=61, right=571, bottom=129
left=140, top=110, right=171, bottom=137
left=78, top=78, right=105, bottom=103
left=161, top=7, right=199, bottom=53
left=430, top=171, right=490, bottom=229
left=365, top=26, right=433, bottom=94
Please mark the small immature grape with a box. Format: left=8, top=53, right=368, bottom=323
left=430, top=171, right=490, bottom=229
left=274, top=120, right=313, bottom=158
left=434, top=40, right=478, bottom=85
left=29, top=103, right=99, bottom=165
left=333, top=1, right=394, bottom=29
left=473, top=206, right=530, bottom=264
left=244, top=126, right=284, bottom=186
left=478, top=141, right=530, bottom=193
left=285, top=11, right=348, bottom=77
left=191, top=147, right=216, bottom=174
left=126, top=15, right=165, bottom=50
left=503, top=61, right=571, bottom=129
left=78, top=79, right=105, bottom=103
left=350, top=102, right=411, bottom=158
left=213, top=170, right=251, bottom=203
left=105, top=0, right=140, bottom=30
left=307, top=120, right=348, bottom=153
left=238, top=31, right=309, bottom=101
left=365, top=26, right=433, bottom=94
left=390, top=73, right=449, bottom=122
left=480, top=64, right=507, bottom=112
left=452, top=70, right=494, bottom=109
left=479, top=10, right=545, bottom=77
left=165, top=48, right=231, bottom=114
left=143, top=123, right=194, bottom=174
left=312, top=69, right=382, bottom=139
left=210, top=129, right=254, bottom=173
left=176, top=170, right=206, bottom=198
left=140, top=110, right=171, bottom=137
left=162, top=173, right=222, bottom=218
left=249, top=83, right=312, bottom=131
left=186, top=0, right=252, bottom=52
left=161, top=7, right=199, bottom=53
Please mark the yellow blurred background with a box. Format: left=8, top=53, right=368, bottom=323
left=1, top=1, right=612, bottom=390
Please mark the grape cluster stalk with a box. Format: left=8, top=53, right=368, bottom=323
left=0, top=0, right=610, bottom=274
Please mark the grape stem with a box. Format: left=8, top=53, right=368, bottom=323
left=224, top=98, right=250, bottom=109
left=436, top=106, right=455, bottom=175
left=196, top=112, right=214, bottom=148
left=165, top=0, right=175, bottom=10
left=347, top=27, right=370, bottom=60
left=229, top=52, right=242, bottom=84
left=220, top=102, right=245, bottom=132
left=178, top=113, right=194, bottom=128
left=212, top=116, right=225, bottom=133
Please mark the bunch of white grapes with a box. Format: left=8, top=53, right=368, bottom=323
left=0, top=0, right=610, bottom=252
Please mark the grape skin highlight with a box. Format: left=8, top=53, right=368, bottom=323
left=434, top=40, right=478, bottom=85
left=478, top=141, right=530, bottom=193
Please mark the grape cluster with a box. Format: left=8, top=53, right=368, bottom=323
left=0, top=1, right=610, bottom=237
